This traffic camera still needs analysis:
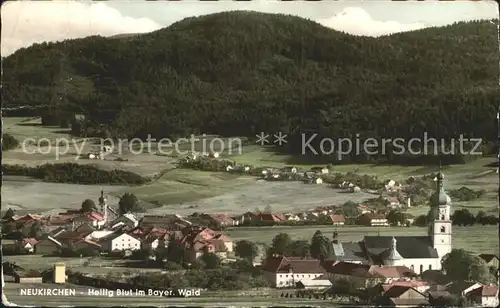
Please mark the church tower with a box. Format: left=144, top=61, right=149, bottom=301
left=428, top=171, right=452, bottom=258
left=98, top=190, right=108, bottom=224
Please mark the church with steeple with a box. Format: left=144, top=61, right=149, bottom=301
left=330, top=170, right=453, bottom=274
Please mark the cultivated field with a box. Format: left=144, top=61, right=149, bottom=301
left=2, top=117, right=499, bottom=217
left=135, top=169, right=374, bottom=215
left=1, top=176, right=123, bottom=215
left=227, top=225, right=499, bottom=255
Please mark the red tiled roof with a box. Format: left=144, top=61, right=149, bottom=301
left=329, top=262, right=411, bottom=279
left=370, top=266, right=413, bottom=279
left=384, top=286, right=413, bottom=298
left=259, top=213, right=285, bottom=222
left=330, top=214, right=345, bottom=223
left=20, top=238, right=39, bottom=246
left=16, top=214, right=42, bottom=221
left=262, top=256, right=326, bottom=274
left=382, top=280, right=429, bottom=292
left=210, top=214, right=234, bottom=224
left=213, top=233, right=232, bottom=242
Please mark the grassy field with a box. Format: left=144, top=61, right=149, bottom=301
left=2, top=117, right=498, bottom=218
left=226, top=225, right=499, bottom=255
left=132, top=169, right=375, bottom=215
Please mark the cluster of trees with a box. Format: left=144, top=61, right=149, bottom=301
left=2, top=134, right=19, bottom=151
left=3, top=12, right=498, bottom=164
left=2, top=163, right=149, bottom=185
left=242, top=231, right=336, bottom=260
left=413, top=209, right=499, bottom=227
left=441, top=249, right=497, bottom=284
left=448, top=187, right=486, bottom=202
left=128, top=262, right=269, bottom=291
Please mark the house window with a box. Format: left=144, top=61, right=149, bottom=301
left=440, top=226, right=445, bottom=233
left=429, top=264, right=432, bottom=270
left=440, top=215, right=445, bottom=220
left=420, top=264, right=423, bottom=274
left=410, top=265, right=414, bottom=272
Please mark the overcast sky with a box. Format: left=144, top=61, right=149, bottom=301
left=1, top=0, right=498, bottom=56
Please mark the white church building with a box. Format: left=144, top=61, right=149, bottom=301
left=330, top=171, right=452, bottom=274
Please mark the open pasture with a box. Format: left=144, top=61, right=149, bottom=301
left=226, top=225, right=499, bottom=255
left=133, top=169, right=374, bottom=215
left=1, top=176, right=123, bottom=215
left=3, top=117, right=498, bottom=216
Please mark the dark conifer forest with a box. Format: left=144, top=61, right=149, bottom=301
left=3, top=12, right=499, bottom=161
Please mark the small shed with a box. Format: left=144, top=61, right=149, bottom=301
left=54, top=263, right=66, bottom=284
left=13, top=269, right=43, bottom=283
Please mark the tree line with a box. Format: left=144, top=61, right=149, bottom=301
left=2, top=163, right=149, bottom=185
left=413, top=209, right=499, bottom=227
left=3, top=12, right=498, bottom=164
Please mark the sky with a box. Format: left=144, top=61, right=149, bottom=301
left=1, top=0, right=498, bottom=56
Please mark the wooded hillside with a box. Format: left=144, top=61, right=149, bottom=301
left=3, top=12, right=498, bottom=155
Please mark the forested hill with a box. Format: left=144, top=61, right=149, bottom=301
left=3, top=11, right=499, bottom=144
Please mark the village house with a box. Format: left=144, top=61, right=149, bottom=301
left=283, top=213, right=301, bottom=221
left=16, top=238, right=39, bottom=253
left=262, top=256, right=326, bottom=288
left=385, top=197, right=401, bottom=208
left=142, top=233, right=169, bottom=251
left=235, top=211, right=259, bottom=224
left=185, top=239, right=228, bottom=261
left=72, top=238, right=101, bottom=254
left=325, top=261, right=414, bottom=289
left=99, top=232, right=141, bottom=252
left=357, top=205, right=372, bottom=214
left=35, top=236, right=62, bottom=255
left=378, top=280, right=431, bottom=294
left=201, top=213, right=238, bottom=226
left=283, top=166, right=298, bottom=174
left=357, top=213, right=389, bottom=226
left=330, top=214, right=345, bottom=226
left=74, top=222, right=96, bottom=234
left=378, top=285, right=429, bottom=307
left=258, top=212, right=286, bottom=224
left=110, top=213, right=139, bottom=230
left=71, top=211, right=106, bottom=229
left=181, top=227, right=234, bottom=253
left=296, top=277, right=332, bottom=290
left=465, top=284, right=499, bottom=307
left=445, top=280, right=483, bottom=297
left=84, top=230, right=115, bottom=241
left=478, top=254, right=499, bottom=268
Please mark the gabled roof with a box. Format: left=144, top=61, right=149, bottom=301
left=331, top=242, right=368, bottom=263
left=328, top=262, right=412, bottom=279
left=19, top=238, right=39, bottom=246
left=262, top=256, right=326, bottom=274
left=363, top=236, right=439, bottom=259
left=208, top=214, right=234, bottom=224
left=330, top=215, right=345, bottom=223
left=384, top=286, right=414, bottom=298
left=478, top=254, right=499, bottom=263
left=467, top=285, right=498, bottom=297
